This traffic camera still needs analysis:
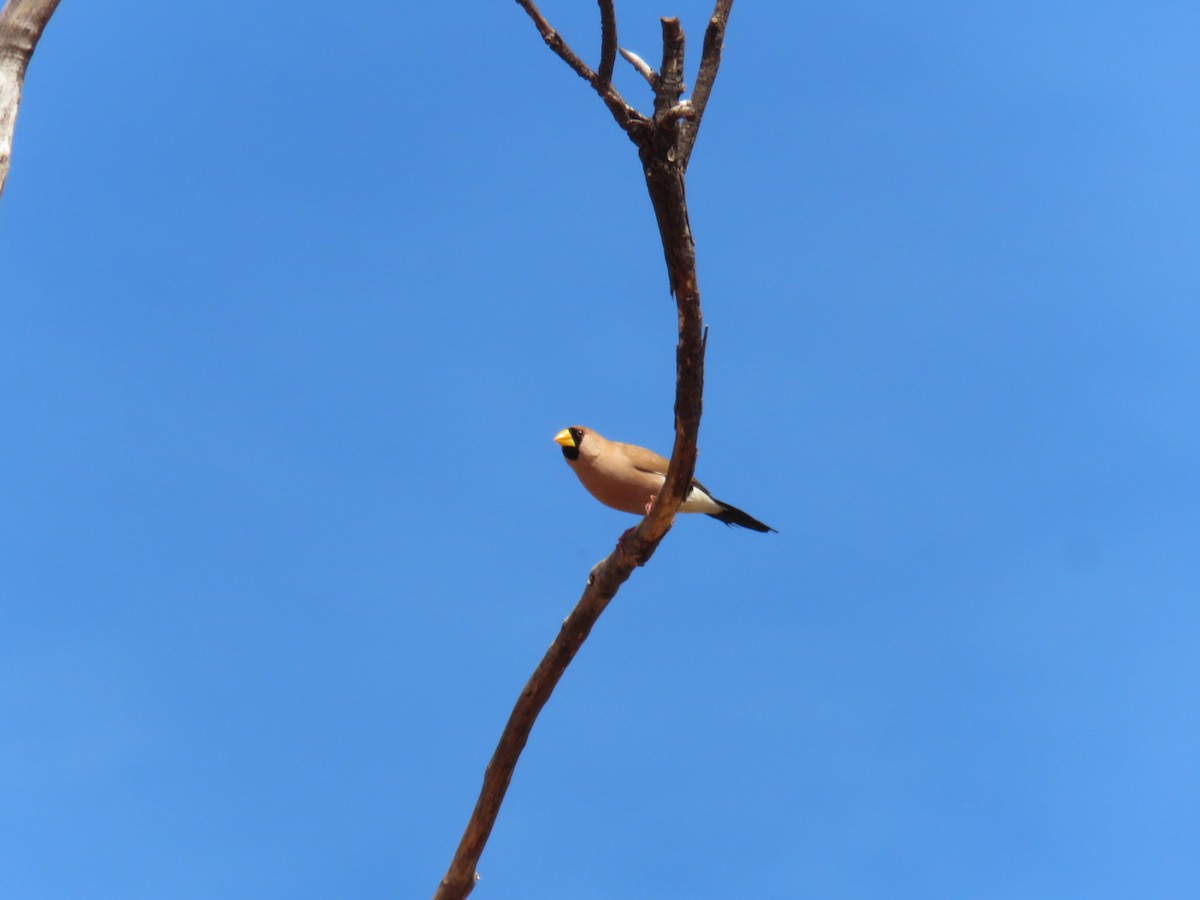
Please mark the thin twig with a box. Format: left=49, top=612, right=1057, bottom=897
left=680, top=0, right=734, bottom=168
left=513, top=0, right=597, bottom=84
left=513, top=0, right=647, bottom=136
left=0, top=0, right=61, bottom=200
left=597, top=0, right=617, bottom=84
left=619, top=46, right=657, bottom=89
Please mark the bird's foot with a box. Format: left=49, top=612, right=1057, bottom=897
left=644, top=494, right=657, bottom=516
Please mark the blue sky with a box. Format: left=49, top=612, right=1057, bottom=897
left=3, top=1, right=1199, bottom=897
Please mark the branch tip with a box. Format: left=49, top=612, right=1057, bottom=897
left=597, top=0, right=618, bottom=84
left=619, top=47, right=657, bottom=87
left=679, top=0, right=734, bottom=167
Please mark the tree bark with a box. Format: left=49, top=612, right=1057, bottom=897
left=0, top=0, right=60, bottom=200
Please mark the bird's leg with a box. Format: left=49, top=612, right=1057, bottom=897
left=644, top=494, right=657, bottom=515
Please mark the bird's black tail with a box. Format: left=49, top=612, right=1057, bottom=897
left=708, top=500, right=776, bottom=533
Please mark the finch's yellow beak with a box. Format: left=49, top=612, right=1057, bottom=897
left=553, top=428, right=576, bottom=449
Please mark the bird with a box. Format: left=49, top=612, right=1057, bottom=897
left=554, top=426, right=776, bottom=533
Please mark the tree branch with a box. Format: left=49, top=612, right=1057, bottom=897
left=654, top=17, right=686, bottom=119
left=680, top=0, right=734, bottom=169
left=435, top=4, right=735, bottom=897
left=619, top=46, right=657, bottom=89
left=0, top=0, right=61, bottom=200
left=513, top=0, right=647, bottom=137
left=432, top=542, right=641, bottom=900
left=597, top=0, right=617, bottom=85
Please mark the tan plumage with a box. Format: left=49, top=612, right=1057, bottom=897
left=554, top=426, right=776, bottom=533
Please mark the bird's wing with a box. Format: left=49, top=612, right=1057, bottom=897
left=620, top=442, right=717, bottom=496
left=620, top=442, right=671, bottom=477
left=623, top=445, right=720, bottom=509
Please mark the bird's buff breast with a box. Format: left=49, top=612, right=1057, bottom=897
left=568, top=457, right=665, bottom=516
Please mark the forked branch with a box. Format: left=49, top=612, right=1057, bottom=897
left=433, top=3, right=734, bottom=897
left=513, top=0, right=646, bottom=135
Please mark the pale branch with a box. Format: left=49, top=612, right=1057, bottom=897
left=619, top=46, right=657, bottom=89
left=0, top=0, right=60, bottom=200
left=668, top=100, right=697, bottom=120
left=680, top=0, right=734, bottom=168
left=434, top=2, right=735, bottom=897
left=597, top=0, right=617, bottom=84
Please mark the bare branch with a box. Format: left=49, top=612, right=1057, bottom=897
left=433, top=545, right=642, bottom=900
left=597, top=0, right=617, bottom=85
left=619, top=46, right=657, bottom=89
left=513, top=0, right=599, bottom=84
left=654, top=17, right=686, bottom=120
left=680, top=0, right=734, bottom=168
left=513, top=0, right=647, bottom=137
left=0, top=0, right=61, bottom=200
left=436, top=4, right=736, bottom=895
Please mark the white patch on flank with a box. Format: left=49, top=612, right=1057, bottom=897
left=680, top=484, right=723, bottom=514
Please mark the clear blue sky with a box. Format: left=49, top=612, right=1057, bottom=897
left=3, top=1, right=1199, bottom=897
